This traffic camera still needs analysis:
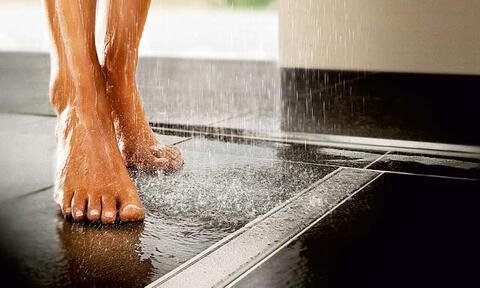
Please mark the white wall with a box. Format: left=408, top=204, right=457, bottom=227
left=0, top=0, right=278, bottom=61
left=280, top=0, right=480, bottom=75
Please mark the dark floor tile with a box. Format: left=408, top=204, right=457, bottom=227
left=369, top=152, right=480, bottom=179
left=179, top=136, right=382, bottom=168
left=0, top=114, right=56, bottom=202
left=0, top=53, right=52, bottom=116
left=0, top=138, right=334, bottom=287
left=234, top=173, right=480, bottom=288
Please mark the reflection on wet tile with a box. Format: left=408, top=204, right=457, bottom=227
left=369, top=152, right=480, bottom=179
left=0, top=138, right=334, bottom=287
left=179, top=137, right=382, bottom=168
left=235, top=173, right=480, bottom=288
left=0, top=191, right=153, bottom=287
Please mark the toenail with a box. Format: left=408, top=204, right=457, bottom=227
left=75, top=210, right=83, bottom=217
left=104, top=211, right=114, bottom=218
left=123, top=204, right=142, bottom=212
left=90, top=209, right=99, bottom=216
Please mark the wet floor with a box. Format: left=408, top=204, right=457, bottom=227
left=0, top=127, right=344, bottom=287
left=1, top=52, right=479, bottom=287
left=0, top=120, right=479, bottom=287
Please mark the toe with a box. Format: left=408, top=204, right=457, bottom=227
left=120, top=205, right=145, bottom=222
left=151, top=147, right=167, bottom=158
left=118, top=189, right=145, bottom=222
left=152, top=157, right=170, bottom=169
left=168, top=158, right=183, bottom=170
left=59, top=190, right=74, bottom=218
left=165, top=145, right=181, bottom=159
left=71, top=191, right=87, bottom=221
left=87, top=194, right=101, bottom=222
left=101, top=194, right=117, bottom=224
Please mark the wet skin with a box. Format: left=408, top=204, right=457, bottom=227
left=45, top=0, right=182, bottom=224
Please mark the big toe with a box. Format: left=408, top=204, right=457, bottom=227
left=119, top=189, right=144, bottom=222
left=119, top=204, right=145, bottom=222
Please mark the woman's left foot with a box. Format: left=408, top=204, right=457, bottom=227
left=104, top=72, right=182, bottom=171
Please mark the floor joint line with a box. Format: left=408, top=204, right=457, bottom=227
left=1, top=185, right=54, bottom=204
left=150, top=125, right=480, bottom=158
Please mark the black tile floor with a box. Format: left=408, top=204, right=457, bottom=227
left=1, top=53, right=479, bottom=287
left=0, top=112, right=479, bottom=287
left=234, top=173, right=480, bottom=288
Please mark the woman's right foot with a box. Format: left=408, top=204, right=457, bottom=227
left=52, top=74, right=145, bottom=224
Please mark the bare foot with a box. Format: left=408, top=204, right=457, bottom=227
left=103, top=70, right=183, bottom=171
left=51, top=74, right=145, bottom=224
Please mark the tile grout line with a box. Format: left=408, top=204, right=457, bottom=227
left=358, top=168, right=479, bottom=182
left=153, top=125, right=479, bottom=181
left=171, top=137, right=193, bottom=146
left=164, top=145, right=477, bottom=182
left=1, top=185, right=54, bottom=204
left=150, top=169, right=380, bottom=288
left=164, top=136, right=479, bottom=181
left=363, top=151, right=392, bottom=169
left=157, top=130, right=477, bottom=181
left=146, top=167, right=343, bottom=288
left=250, top=157, right=479, bottom=182
left=224, top=171, right=385, bottom=288
left=150, top=126, right=480, bottom=159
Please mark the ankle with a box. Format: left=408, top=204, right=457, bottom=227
left=103, top=54, right=137, bottom=82
left=49, top=74, right=69, bottom=115
left=50, top=71, right=111, bottom=122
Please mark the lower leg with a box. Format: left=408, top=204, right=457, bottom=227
left=44, top=0, right=144, bottom=223
left=44, top=0, right=70, bottom=114
left=101, top=0, right=182, bottom=170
